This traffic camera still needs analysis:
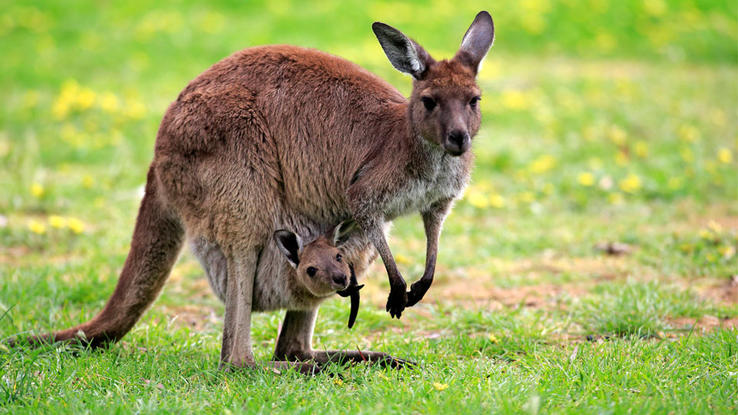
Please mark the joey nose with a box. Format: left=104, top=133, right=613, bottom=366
left=444, top=130, right=470, bottom=156
left=332, top=274, right=348, bottom=288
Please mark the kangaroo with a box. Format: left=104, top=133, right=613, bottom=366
left=27, top=11, right=494, bottom=369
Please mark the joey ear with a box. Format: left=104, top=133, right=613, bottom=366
left=274, top=230, right=303, bottom=268
left=372, top=22, right=434, bottom=79
left=454, top=11, right=495, bottom=74
left=332, top=219, right=359, bottom=246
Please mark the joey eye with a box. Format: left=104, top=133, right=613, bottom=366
left=469, top=96, right=481, bottom=109
left=335, top=253, right=342, bottom=262
left=421, top=96, right=436, bottom=112
left=306, top=267, right=317, bottom=277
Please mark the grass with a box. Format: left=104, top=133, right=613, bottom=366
left=1, top=1, right=737, bottom=413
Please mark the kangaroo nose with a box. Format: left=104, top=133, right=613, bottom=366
left=445, top=130, right=470, bottom=156
left=332, top=274, right=347, bottom=287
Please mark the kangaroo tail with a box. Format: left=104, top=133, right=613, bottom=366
left=33, top=166, right=184, bottom=348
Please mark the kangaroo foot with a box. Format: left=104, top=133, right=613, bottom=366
left=265, top=361, right=324, bottom=376
left=294, top=350, right=415, bottom=369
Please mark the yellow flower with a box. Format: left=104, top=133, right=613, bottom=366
left=679, top=243, right=694, bottom=253
left=501, top=90, right=529, bottom=111
left=99, top=92, right=119, bottom=113
left=394, top=254, right=411, bottom=266
left=28, top=219, right=46, bottom=234
left=489, top=193, right=506, bottom=209
left=699, top=229, right=713, bottom=240
left=466, top=191, right=489, bottom=209
left=76, top=87, right=96, bottom=110
left=643, top=0, right=667, bottom=16
left=488, top=333, right=499, bottom=343
left=634, top=141, right=649, bottom=158
left=67, top=217, right=85, bottom=234
left=717, top=148, right=733, bottom=164
left=577, top=172, right=595, bottom=187
left=678, top=124, right=700, bottom=142
left=30, top=182, right=44, bottom=197
left=433, top=382, right=449, bottom=391
left=707, top=220, right=722, bottom=234
left=607, top=125, right=627, bottom=145
left=528, top=154, right=556, bottom=174
left=333, top=378, right=344, bottom=386
left=51, top=79, right=99, bottom=118
left=520, top=14, right=545, bottom=34
left=619, top=173, right=642, bottom=193
left=608, top=192, right=624, bottom=205
left=82, top=174, right=94, bottom=189
left=718, top=245, right=735, bottom=260
left=615, top=151, right=629, bottom=166
left=517, top=192, right=535, bottom=204
left=48, top=215, right=67, bottom=229
left=124, top=98, right=147, bottom=119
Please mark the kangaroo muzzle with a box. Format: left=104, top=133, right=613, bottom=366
left=443, top=130, right=471, bottom=156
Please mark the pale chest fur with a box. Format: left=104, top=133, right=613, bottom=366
left=384, top=143, right=470, bottom=219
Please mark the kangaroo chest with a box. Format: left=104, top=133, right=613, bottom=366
left=384, top=151, right=470, bottom=219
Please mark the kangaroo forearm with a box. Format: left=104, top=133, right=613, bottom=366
left=407, top=199, right=451, bottom=306
left=348, top=207, right=405, bottom=286
left=373, top=232, right=405, bottom=288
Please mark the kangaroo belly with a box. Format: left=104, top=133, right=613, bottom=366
left=190, top=237, right=229, bottom=303
left=189, top=237, right=300, bottom=310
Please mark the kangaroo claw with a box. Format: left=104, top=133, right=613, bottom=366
left=336, top=264, right=364, bottom=328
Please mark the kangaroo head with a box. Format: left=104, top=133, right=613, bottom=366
left=373, top=11, right=494, bottom=156
left=274, top=220, right=359, bottom=297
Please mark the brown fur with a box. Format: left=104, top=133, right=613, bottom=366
left=25, top=11, right=494, bottom=370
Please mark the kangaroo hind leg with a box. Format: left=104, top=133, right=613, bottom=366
left=220, top=247, right=260, bottom=369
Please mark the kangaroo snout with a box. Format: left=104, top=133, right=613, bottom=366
left=332, top=273, right=348, bottom=289
left=444, top=130, right=470, bottom=156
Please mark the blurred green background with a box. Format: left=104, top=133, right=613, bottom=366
left=1, top=0, right=735, bottom=271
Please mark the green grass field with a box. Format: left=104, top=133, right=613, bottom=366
left=1, top=1, right=737, bottom=413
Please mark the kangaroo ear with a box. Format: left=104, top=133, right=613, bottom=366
left=274, top=230, right=303, bottom=268
left=454, top=11, right=495, bottom=74
left=332, top=219, right=359, bottom=246
left=372, top=22, right=434, bottom=79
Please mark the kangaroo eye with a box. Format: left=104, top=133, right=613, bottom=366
left=421, top=96, right=436, bottom=112
left=469, top=96, right=480, bottom=109
left=306, top=267, right=317, bottom=277
left=335, top=253, right=342, bottom=262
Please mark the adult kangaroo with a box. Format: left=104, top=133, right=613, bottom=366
left=36, top=11, right=494, bottom=368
